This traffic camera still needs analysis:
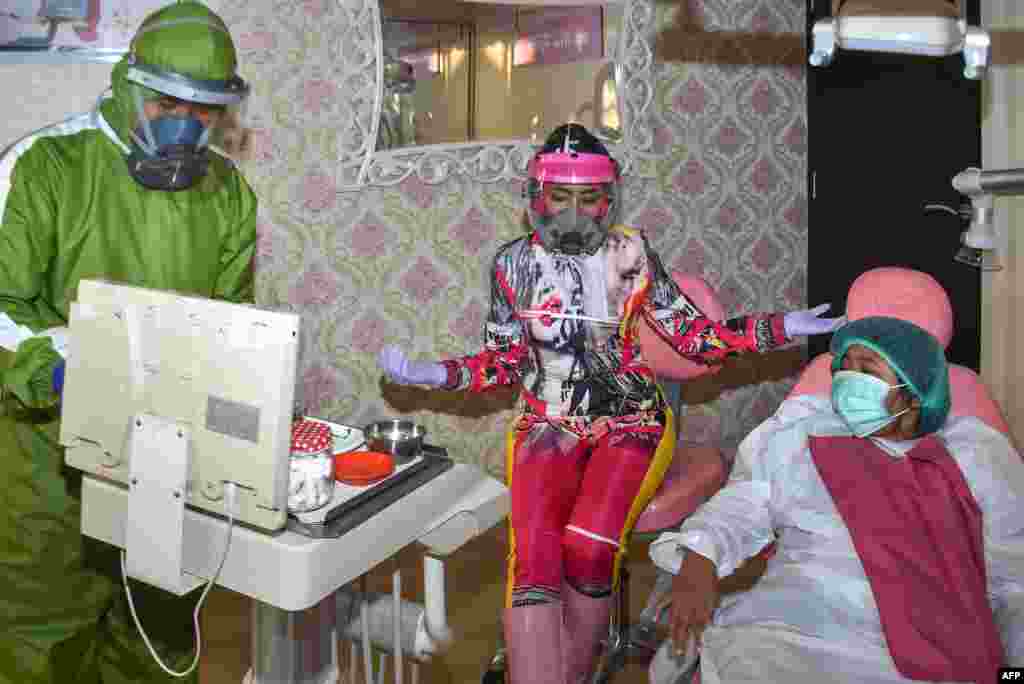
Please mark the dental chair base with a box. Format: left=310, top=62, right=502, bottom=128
left=648, top=633, right=699, bottom=684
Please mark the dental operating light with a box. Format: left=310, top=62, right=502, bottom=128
left=809, top=1, right=991, bottom=80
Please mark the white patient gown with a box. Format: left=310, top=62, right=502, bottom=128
left=648, top=395, right=1024, bottom=683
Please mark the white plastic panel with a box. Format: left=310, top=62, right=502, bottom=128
left=61, top=279, right=299, bottom=532
left=838, top=15, right=965, bottom=56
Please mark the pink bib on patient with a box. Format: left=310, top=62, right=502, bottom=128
left=809, top=435, right=1003, bottom=683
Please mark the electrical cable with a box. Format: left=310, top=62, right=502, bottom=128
left=923, top=203, right=962, bottom=217
left=120, top=481, right=239, bottom=678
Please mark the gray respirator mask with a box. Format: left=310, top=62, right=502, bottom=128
left=533, top=207, right=609, bottom=256
left=526, top=181, right=620, bottom=257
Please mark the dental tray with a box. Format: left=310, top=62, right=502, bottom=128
left=287, top=420, right=453, bottom=538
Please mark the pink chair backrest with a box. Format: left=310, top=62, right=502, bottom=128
left=639, top=271, right=726, bottom=382
left=633, top=272, right=730, bottom=534
left=787, top=267, right=1012, bottom=438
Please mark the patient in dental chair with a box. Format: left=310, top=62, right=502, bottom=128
left=649, top=316, right=1024, bottom=684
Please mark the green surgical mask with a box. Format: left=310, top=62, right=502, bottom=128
left=832, top=370, right=909, bottom=438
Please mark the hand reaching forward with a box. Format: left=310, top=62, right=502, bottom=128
left=377, top=345, right=447, bottom=387
left=783, top=303, right=846, bottom=338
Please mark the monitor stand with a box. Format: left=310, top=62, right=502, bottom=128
left=125, top=412, right=205, bottom=595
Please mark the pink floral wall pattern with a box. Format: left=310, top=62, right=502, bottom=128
left=212, top=0, right=808, bottom=476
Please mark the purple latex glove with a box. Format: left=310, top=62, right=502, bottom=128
left=378, top=345, right=447, bottom=387
left=783, top=303, right=847, bottom=338
left=52, top=359, right=66, bottom=398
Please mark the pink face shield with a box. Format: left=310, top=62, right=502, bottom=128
left=526, top=150, right=621, bottom=256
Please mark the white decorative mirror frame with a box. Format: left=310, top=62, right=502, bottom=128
left=335, top=0, right=657, bottom=189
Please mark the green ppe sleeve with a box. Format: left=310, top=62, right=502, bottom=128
left=2, top=336, right=61, bottom=409
left=0, top=141, right=65, bottom=410
left=0, top=144, right=64, bottom=332
left=213, top=172, right=257, bottom=304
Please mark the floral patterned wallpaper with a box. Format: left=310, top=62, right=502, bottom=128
left=210, top=0, right=809, bottom=478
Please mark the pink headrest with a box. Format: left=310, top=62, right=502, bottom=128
left=845, top=267, right=954, bottom=349
left=639, top=272, right=725, bottom=381
left=788, top=267, right=1011, bottom=437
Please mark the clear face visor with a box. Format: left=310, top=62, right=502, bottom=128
left=122, top=58, right=249, bottom=190
left=124, top=59, right=249, bottom=157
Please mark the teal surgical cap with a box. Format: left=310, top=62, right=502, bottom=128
left=830, top=316, right=951, bottom=437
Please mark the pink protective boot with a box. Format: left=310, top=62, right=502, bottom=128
left=561, top=583, right=613, bottom=684
left=504, top=604, right=564, bottom=684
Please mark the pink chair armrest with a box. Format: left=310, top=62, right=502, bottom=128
left=787, top=353, right=833, bottom=400
left=633, top=443, right=727, bottom=534
left=949, top=364, right=1013, bottom=437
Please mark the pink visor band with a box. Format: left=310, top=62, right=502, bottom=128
left=528, top=151, right=619, bottom=185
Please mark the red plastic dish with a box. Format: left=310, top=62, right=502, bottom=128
left=334, top=450, right=395, bottom=486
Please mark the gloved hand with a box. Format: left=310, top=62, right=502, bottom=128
left=52, top=359, right=65, bottom=399
left=783, top=303, right=846, bottom=338
left=378, top=345, right=448, bottom=387
left=2, top=337, right=63, bottom=409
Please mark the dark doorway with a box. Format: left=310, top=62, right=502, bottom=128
left=807, top=0, right=982, bottom=369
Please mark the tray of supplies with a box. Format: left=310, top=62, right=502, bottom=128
left=287, top=419, right=453, bottom=538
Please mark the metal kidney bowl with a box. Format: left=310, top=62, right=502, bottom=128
left=363, top=419, right=426, bottom=465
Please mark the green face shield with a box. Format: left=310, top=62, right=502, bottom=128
left=113, top=4, right=250, bottom=191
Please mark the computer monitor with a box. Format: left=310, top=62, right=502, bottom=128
left=60, top=279, right=300, bottom=534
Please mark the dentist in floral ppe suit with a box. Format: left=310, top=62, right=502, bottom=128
left=0, top=2, right=255, bottom=682
left=378, top=123, right=843, bottom=684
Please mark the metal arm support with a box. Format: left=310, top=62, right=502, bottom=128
left=950, top=167, right=1024, bottom=271
left=953, top=167, right=1024, bottom=197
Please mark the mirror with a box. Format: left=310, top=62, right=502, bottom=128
left=336, top=0, right=656, bottom=188
left=377, top=3, right=623, bottom=150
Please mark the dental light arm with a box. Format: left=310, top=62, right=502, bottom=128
left=951, top=167, right=1024, bottom=270
left=953, top=168, right=1024, bottom=197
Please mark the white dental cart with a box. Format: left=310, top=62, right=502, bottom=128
left=79, top=454, right=509, bottom=684
left=60, top=280, right=509, bottom=683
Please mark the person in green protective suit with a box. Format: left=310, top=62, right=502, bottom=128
left=0, top=2, right=256, bottom=682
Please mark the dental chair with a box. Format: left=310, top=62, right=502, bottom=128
left=745, top=267, right=1010, bottom=645
left=646, top=266, right=1014, bottom=684
left=589, top=272, right=733, bottom=683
